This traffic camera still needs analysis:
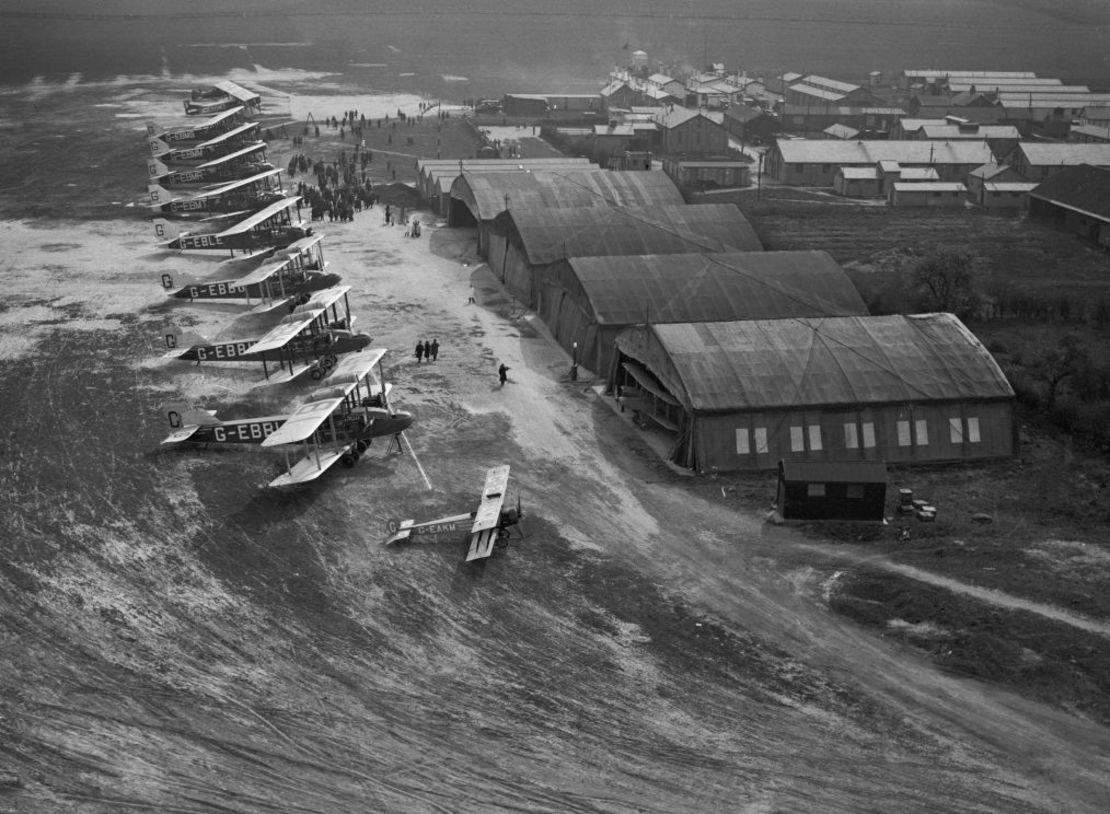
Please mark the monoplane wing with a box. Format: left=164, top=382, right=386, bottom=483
left=466, top=465, right=511, bottom=561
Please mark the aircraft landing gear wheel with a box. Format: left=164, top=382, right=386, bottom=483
left=494, top=529, right=510, bottom=549
left=325, top=354, right=338, bottom=368
left=355, top=440, right=369, bottom=454
left=311, top=366, right=325, bottom=380
left=341, top=452, right=357, bottom=467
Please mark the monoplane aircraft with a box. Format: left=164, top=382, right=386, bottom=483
left=161, top=285, right=369, bottom=382
left=154, top=196, right=308, bottom=256
left=147, top=142, right=271, bottom=188
left=148, top=168, right=285, bottom=217
left=149, top=121, right=261, bottom=163
left=385, top=465, right=523, bottom=561
left=260, top=355, right=414, bottom=487
left=146, top=106, right=246, bottom=145
left=159, top=234, right=339, bottom=313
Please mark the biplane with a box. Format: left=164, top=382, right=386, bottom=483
left=147, top=142, right=271, bottom=188
left=159, top=233, right=339, bottom=313
left=161, top=349, right=408, bottom=454
left=146, top=106, right=247, bottom=145
left=260, top=354, right=414, bottom=487
left=154, top=196, right=308, bottom=256
left=162, top=285, right=370, bottom=382
left=385, top=465, right=524, bottom=562
left=148, top=167, right=285, bottom=217
left=149, top=121, right=261, bottom=162
left=185, top=81, right=262, bottom=117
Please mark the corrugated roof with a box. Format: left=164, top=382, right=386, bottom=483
left=775, top=139, right=994, bottom=165
left=452, top=170, right=684, bottom=221
left=919, top=124, right=1019, bottom=139
left=569, top=251, right=867, bottom=327
left=643, top=313, right=1013, bottom=412
left=892, top=182, right=965, bottom=191
left=505, top=204, right=762, bottom=264
left=1019, top=143, right=1110, bottom=167
left=1029, top=163, right=1110, bottom=219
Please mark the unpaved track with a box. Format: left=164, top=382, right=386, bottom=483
left=1, top=90, right=1110, bottom=813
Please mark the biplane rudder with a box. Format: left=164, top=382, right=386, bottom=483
left=160, top=325, right=208, bottom=357
left=152, top=218, right=181, bottom=244
left=158, top=270, right=203, bottom=294
left=147, top=157, right=169, bottom=178
left=148, top=136, right=171, bottom=156
left=147, top=183, right=175, bottom=209
left=163, top=401, right=219, bottom=429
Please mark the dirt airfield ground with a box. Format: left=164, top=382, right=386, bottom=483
left=2, top=79, right=1110, bottom=813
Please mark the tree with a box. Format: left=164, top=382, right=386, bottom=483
left=910, top=248, right=979, bottom=318
left=1027, top=333, right=1089, bottom=408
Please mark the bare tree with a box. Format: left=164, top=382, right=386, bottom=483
left=1028, top=334, right=1089, bottom=407
left=910, top=248, right=979, bottom=318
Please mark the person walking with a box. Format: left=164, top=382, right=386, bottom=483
left=429, top=339, right=439, bottom=362
left=498, top=363, right=509, bottom=387
left=415, top=340, right=425, bottom=364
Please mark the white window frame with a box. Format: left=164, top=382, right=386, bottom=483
left=949, top=417, right=964, bottom=444
left=967, top=417, right=981, bottom=443
left=861, top=422, right=876, bottom=449
left=754, top=427, right=769, bottom=454
left=736, top=428, right=750, bottom=455
left=790, top=425, right=805, bottom=452
left=897, top=420, right=911, bottom=447
left=808, top=425, right=822, bottom=451
left=915, top=419, right=929, bottom=446
left=844, top=422, right=859, bottom=449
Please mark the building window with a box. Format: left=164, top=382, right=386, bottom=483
left=897, top=420, right=911, bottom=447
left=807, top=483, right=826, bottom=497
left=861, top=422, right=876, bottom=448
left=915, top=419, right=929, bottom=445
left=808, top=425, right=822, bottom=451
left=736, top=428, right=750, bottom=454
left=844, top=422, right=859, bottom=449
left=949, top=417, right=964, bottom=443
left=790, top=425, right=805, bottom=452
left=754, top=427, right=769, bottom=454
left=967, top=417, right=981, bottom=443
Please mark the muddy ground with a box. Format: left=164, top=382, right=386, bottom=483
left=1, top=78, right=1109, bottom=813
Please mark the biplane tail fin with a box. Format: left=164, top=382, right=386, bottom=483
left=153, top=218, right=181, bottom=244
left=158, top=270, right=203, bottom=292
left=148, top=136, right=171, bottom=156
left=163, top=402, right=220, bottom=428
left=147, top=157, right=169, bottom=178
left=384, top=519, right=415, bottom=545
left=147, top=183, right=175, bottom=209
left=161, top=326, right=207, bottom=356
left=146, top=120, right=159, bottom=137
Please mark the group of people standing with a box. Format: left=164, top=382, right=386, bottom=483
left=414, top=339, right=439, bottom=363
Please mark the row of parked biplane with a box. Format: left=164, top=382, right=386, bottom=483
left=146, top=85, right=416, bottom=490
left=144, top=84, right=523, bottom=560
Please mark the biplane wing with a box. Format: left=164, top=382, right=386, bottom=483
left=261, top=348, right=402, bottom=487
left=216, top=195, right=302, bottom=237
left=245, top=284, right=352, bottom=355
left=195, top=141, right=268, bottom=169
left=195, top=121, right=260, bottom=149
left=466, top=464, right=511, bottom=561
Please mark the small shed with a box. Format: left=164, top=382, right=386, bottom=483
left=776, top=460, right=888, bottom=522
left=888, top=182, right=967, bottom=207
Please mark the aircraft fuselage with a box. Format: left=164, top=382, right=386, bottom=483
left=176, top=330, right=371, bottom=364
left=170, top=271, right=340, bottom=302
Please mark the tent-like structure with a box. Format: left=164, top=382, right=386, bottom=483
left=417, top=158, right=593, bottom=214
left=448, top=169, right=684, bottom=252
left=609, top=314, right=1016, bottom=472
left=489, top=204, right=763, bottom=305
left=537, top=250, right=866, bottom=375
